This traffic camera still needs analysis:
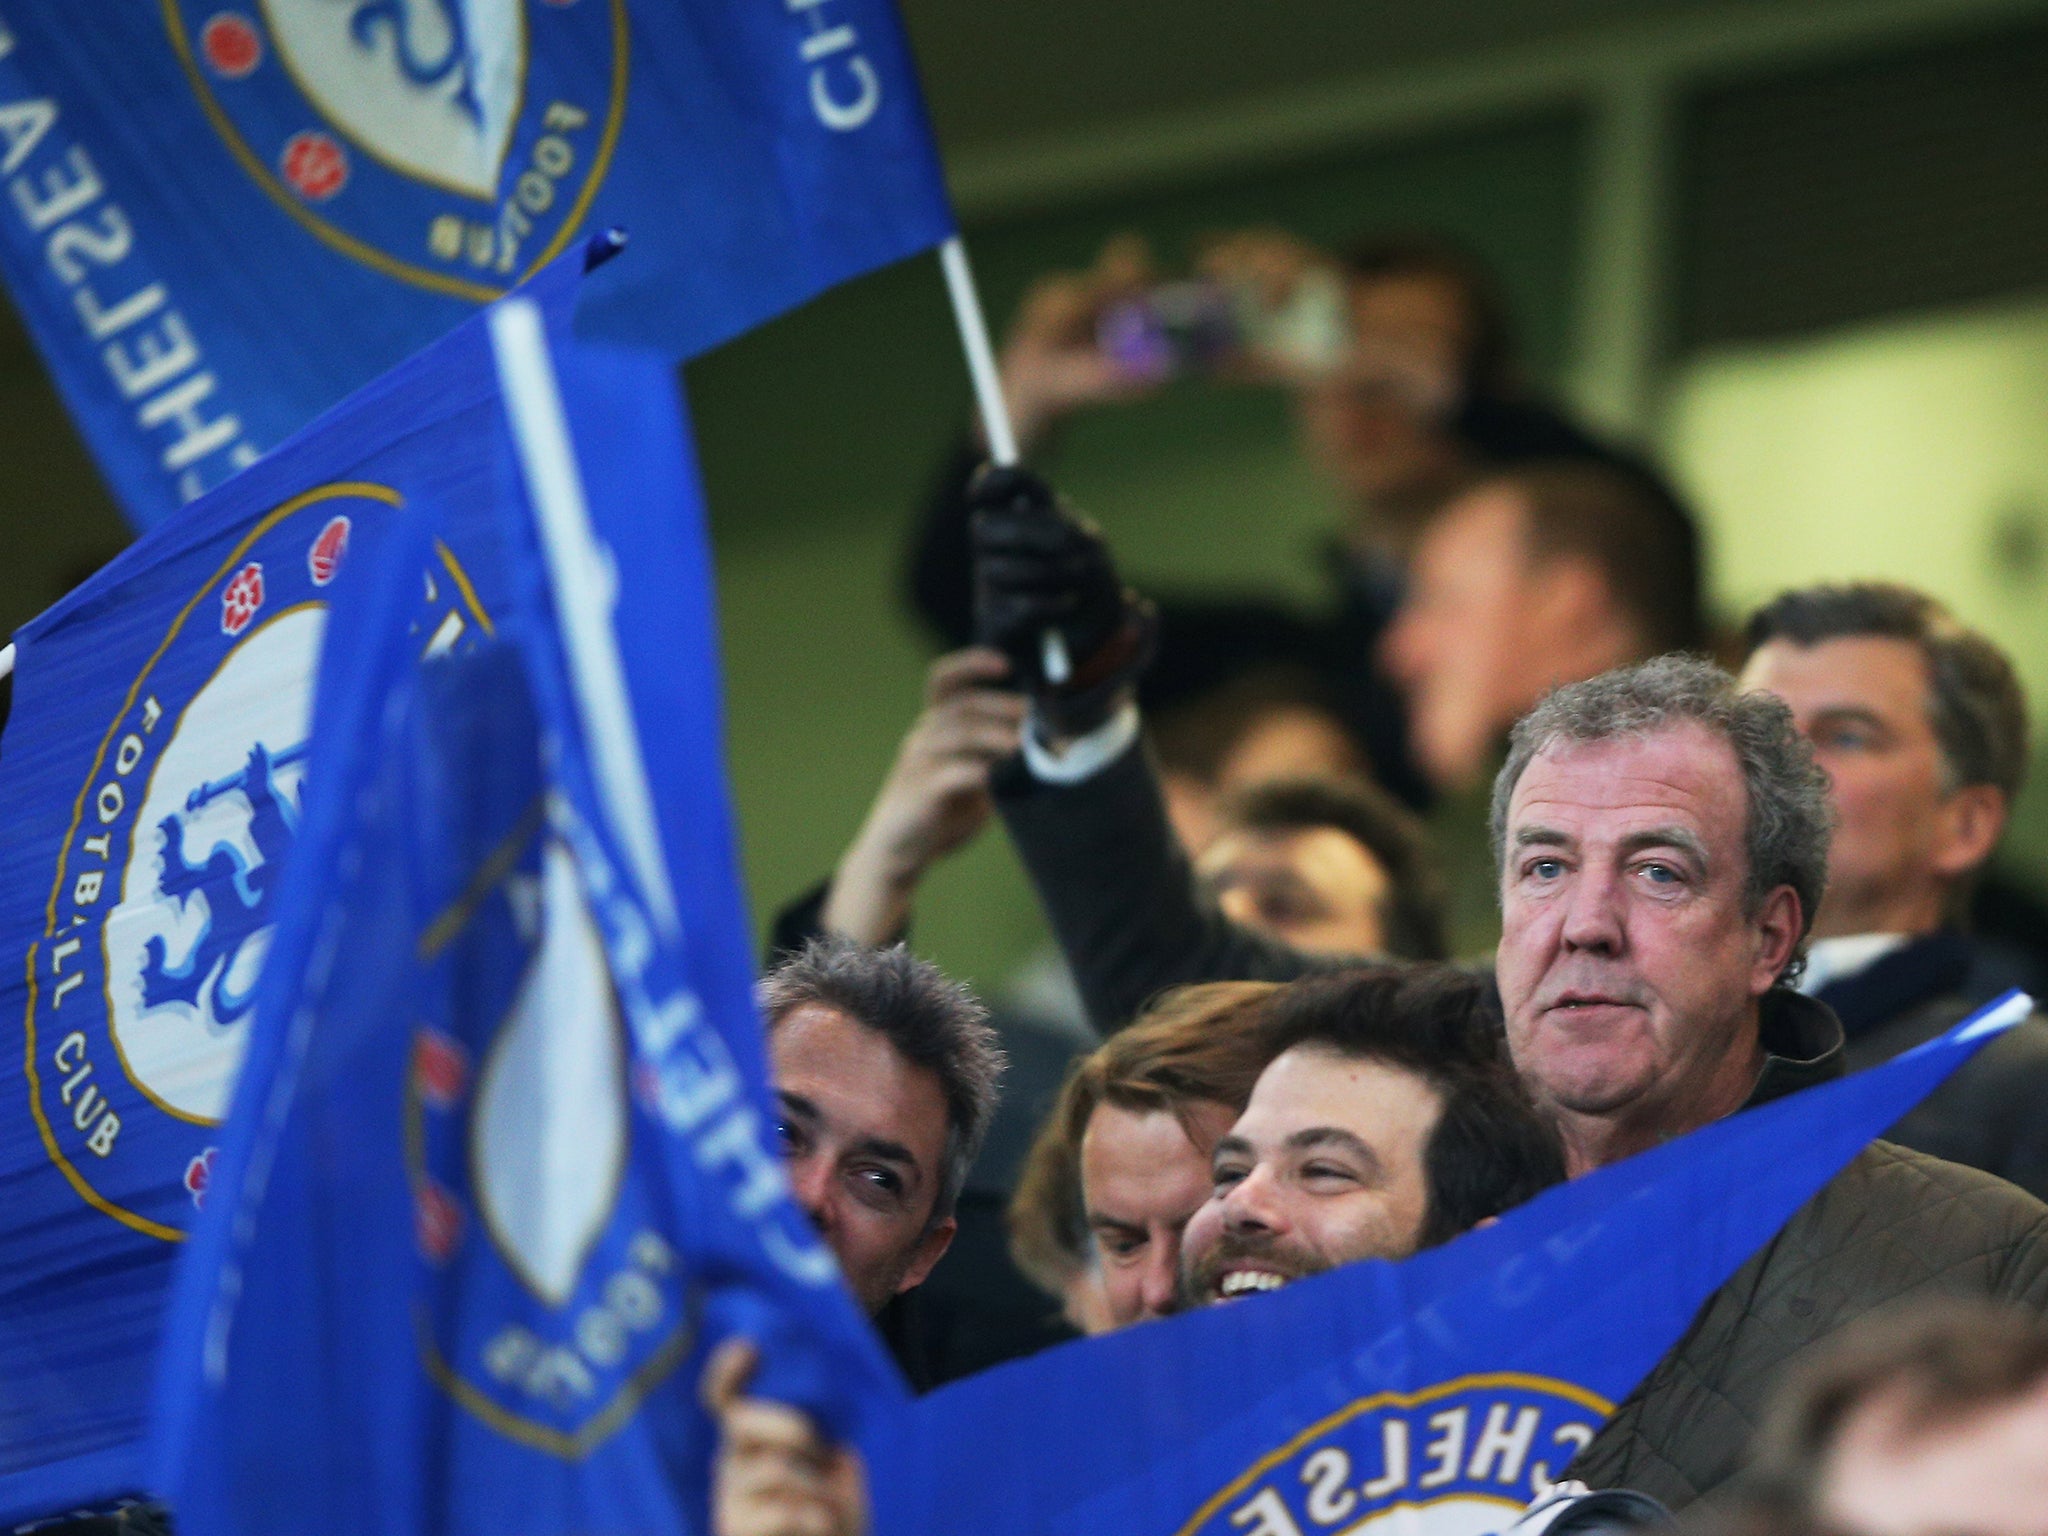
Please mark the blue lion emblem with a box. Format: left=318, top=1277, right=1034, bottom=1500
left=139, top=741, right=307, bottom=1025
left=349, top=0, right=482, bottom=122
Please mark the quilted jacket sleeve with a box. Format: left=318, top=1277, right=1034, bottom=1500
left=1568, top=1141, right=2048, bottom=1513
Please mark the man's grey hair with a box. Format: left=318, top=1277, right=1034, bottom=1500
left=1489, top=655, right=1833, bottom=976
left=760, top=936, right=1004, bottom=1222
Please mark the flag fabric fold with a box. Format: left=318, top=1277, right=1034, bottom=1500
left=0, top=248, right=567, bottom=1521
left=148, top=291, right=902, bottom=1536
left=0, top=1, right=952, bottom=527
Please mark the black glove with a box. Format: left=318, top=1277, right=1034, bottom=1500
left=969, top=464, right=1156, bottom=739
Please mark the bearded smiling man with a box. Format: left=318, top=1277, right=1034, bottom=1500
left=1178, top=967, right=1562, bottom=1307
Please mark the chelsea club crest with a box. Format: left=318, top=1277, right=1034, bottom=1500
left=406, top=801, right=697, bottom=1452
left=1182, top=1375, right=1612, bottom=1536
left=162, top=0, right=627, bottom=301
left=25, top=482, right=491, bottom=1241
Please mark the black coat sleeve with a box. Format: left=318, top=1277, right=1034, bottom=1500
left=993, top=739, right=1341, bottom=1032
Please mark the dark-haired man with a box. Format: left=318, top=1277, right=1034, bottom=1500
left=708, top=938, right=1003, bottom=1536
left=1739, top=582, right=2048, bottom=1196
left=1178, top=967, right=1563, bottom=1306
left=757, top=937, right=1005, bottom=1316
left=1199, top=775, right=1446, bottom=962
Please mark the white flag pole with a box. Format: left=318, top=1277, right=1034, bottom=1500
left=937, top=235, right=1070, bottom=684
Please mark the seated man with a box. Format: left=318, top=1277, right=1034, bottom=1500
left=1010, top=980, right=1279, bottom=1332
left=1739, top=581, right=2048, bottom=1196
left=1177, top=966, right=1564, bottom=1306
left=758, top=936, right=1006, bottom=1316
left=705, top=938, right=1004, bottom=1536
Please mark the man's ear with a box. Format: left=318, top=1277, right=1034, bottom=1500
left=1751, top=884, right=1802, bottom=995
left=1932, top=784, right=2007, bottom=883
left=896, top=1216, right=957, bottom=1295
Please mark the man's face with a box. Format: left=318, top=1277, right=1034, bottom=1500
left=769, top=1003, right=955, bottom=1315
left=1740, top=636, right=1998, bottom=939
left=1079, top=1099, right=1237, bottom=1328
left=1494, top=726, right=1798, bottom=1161
left=1180, top=1044, right=1440, bottom=1306
left=1295, top=272, right=1470, bottom=508
left=1380, top=485, right=1545, bottom=792
left=1197, top=826, right=1390, bottom=957
left=1817, top=1375, right=2048, bottom=1536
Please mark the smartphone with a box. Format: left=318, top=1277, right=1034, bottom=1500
left=1096, top=270, right=1349, bottom=380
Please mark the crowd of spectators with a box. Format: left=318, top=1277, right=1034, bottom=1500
left=696, top=229, right=2048, bottom=1536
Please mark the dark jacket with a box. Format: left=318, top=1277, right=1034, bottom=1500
left=1566, top=987, right=2048, bottom=1511
left=1814, top=930, right=2048, bottom=1200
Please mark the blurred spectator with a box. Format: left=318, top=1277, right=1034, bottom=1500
left=1179, top=967, right=1563, bottom=1306
left=758, top=938, right=1004, bottom=1317
left=908, top=232, right=1670, bottom=810
left=1740, top=582, right=2048, bottom=1197
left=1381, top=460, right=1705, bottom=793
left=1145, top=663, right=1366, bottom=852
left=1010, top=981, right=1278, bottom=1331
left=1720, top=1300, right=2048, bottom=1536
left=1200, top=775, right=1448, bottom=961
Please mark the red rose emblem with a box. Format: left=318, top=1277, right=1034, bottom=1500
left=416, top=1182, right=463, bottom=1264
left=281, top=131, right=349, bottom=202
left=413, top=1030, right=468, bottom=1109
left=308, top=514, right=351, bottom=586
left=201, top=13, right=263, bottom=79
left=221, top=561, right=264, bottom=635
left=185, top=1147, right=218, bottom=1209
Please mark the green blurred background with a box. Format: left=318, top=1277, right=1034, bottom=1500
left=7, top=0, right=2048, bottom=999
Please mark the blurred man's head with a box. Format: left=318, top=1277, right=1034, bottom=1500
left=1490, top=658, right=1830, bottom=1174
left=1298, top=236, right=1509, bottom=514
left=1196, top=776, right=1447, bottom=960
left=1740, top=1301, right=2048, bottom=1536
left=1740, top=583, right=2027, bottom=941
left=1382, top=461, right=1705, bottom=792
left=1013, top=982, right=1277, bottom=1331
left=1180, top=967, right=1563, bottom=1307
left=761, top=939, right=1004, bottom=1314
left=1147, top=667, right=1365, bottom=852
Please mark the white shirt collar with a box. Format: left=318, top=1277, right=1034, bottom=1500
left=1796, top=932, right=1913, bottom=995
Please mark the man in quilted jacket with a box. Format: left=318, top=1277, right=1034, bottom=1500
left=1483, top=655, right=2048, bottom=1511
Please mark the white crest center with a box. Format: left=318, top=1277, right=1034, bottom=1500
left=471, top=838, right=629, bottom=1308
left=261, top=0, right=527, bottom=200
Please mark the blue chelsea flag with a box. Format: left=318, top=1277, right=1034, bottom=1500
left=0, top=245, right=699, bottom=1525
left=147, top=293, right=903, bottom=1536
left=0, top=0, right=952, bottom=526
left=868, top=993, right=2034, bottom=1536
